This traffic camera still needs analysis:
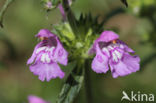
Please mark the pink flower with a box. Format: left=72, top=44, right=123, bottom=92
left=90, top=31, right=140, bottom=78
left=27, top=29, right=68, bottom=81
left=28, top=95, right=49, bottom=103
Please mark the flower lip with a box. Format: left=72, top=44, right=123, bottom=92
left=97, top=31, right=119, bottom=42
left=36, top=29, right=55, bottom=38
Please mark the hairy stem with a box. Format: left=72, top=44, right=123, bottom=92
left=62, top=0, right=80, bottom=35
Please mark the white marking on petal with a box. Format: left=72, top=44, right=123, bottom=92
left=36, top=47, right=46, bottom=54
left=112, top=52, right=118, bottom=62
left=41, top=54, right=46, bottom=62
left=120, top=44, right=124, bottom=49
left=114, top=50, right=122, bottom=59
left=45, top=54, right=51, bottom=63
left=108, top=45, right=114, bottom=50
left=38, top=46, right=55, bottom=63
left=48, top=47, right=55, bottom=52
left=45, top=47, right=49, bottom=52
left=102, top=48, right=110, bottom=57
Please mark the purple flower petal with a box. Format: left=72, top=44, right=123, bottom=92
left=89, top=31, right=119, bottom=55
left=28, top=95, right=49, bottom=103
left=88, top=46, right=96, bottom=55
left=30, top=62, right=65, bottom=82
left=90, top=30, right=140, bottom=78
left=110, top=61, right=132, bottom=78
left=96, top=31, right=119, bottom=43
left=110, top=53, right=140, bottom=78
left=118, top=40, right=134, bottom=53
left=27, top=29, right=68, bottom=81
left=53, top=39, right=68, bottom=66
left=27, top=43, right=42, bottom=65
left=122, top=53, right=140, bottom=72
left=36, top=29, right=54, bottom=38
left=91, top=44, right=109, bottom=73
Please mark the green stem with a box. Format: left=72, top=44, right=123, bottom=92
left=84, top=59, right=93, bottom=103
left=56, top=60, right=84, bottom=103
left=0, top=0, right=14, bottom=28
left=62, top=0, right=80, bottom=35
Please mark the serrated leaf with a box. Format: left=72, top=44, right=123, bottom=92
left=57, top=65, right=84, bottom=103
left=121, top=0, right=128, bottom=7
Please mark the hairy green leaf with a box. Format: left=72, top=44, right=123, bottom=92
left=57, top=65, right=84, bottom=103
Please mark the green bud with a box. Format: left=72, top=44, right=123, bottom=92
left=76, top=42, right=83, bottom=49
left=54, top=22, right=75, bottom=41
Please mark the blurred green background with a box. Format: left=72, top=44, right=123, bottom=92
left=0, top=0, right=156, bottom=103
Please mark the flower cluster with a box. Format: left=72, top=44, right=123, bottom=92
left=27, top=29, right=140, bottom=81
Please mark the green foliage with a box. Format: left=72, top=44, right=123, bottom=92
left=75, top=13, right=105, bottom=35
left=53, top=22, right=95, bottom=60
left=53, top=23, right=75, bottom=41
left=54, top=10, right=103, bottom=103
left=57, top=63, right=84, bottom=103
